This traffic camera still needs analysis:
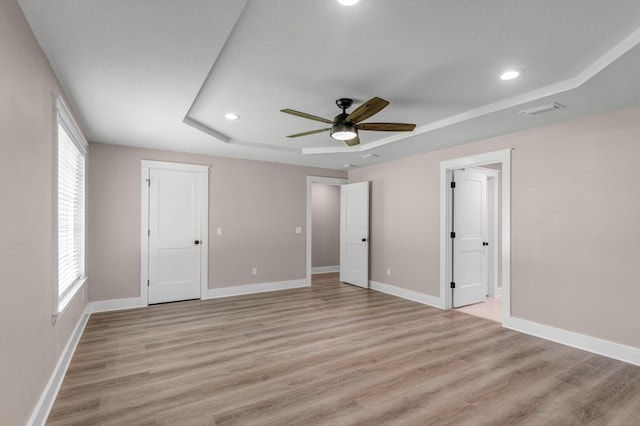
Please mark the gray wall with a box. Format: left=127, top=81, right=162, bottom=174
left=350, top=105, right=640, bottom=349
left=311, top=184, right=340, bottom=268
left=0, top=1, right=88, bottom=424
left=87, top=142, right=347, bottom=301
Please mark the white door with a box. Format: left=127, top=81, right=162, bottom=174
left=148, top=168, right=204, bottom=304
left=340, top=181, right=370, bottom=288
left=452, top=169, right=488, bottom=307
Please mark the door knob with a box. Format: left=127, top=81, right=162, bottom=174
left=482, top=241, right=488, bottom=246
left=362, top=238, right=367, bottom=242
left=194, top=240, right=201, bottom=245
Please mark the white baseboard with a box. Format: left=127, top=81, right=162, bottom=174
left=312, top=265, right=339, bottom=274
left=87, top=297, right=146, bottom=313
left=370, top=281, right=445, bottom=309
left=27, top=311, right=90, bottom=426
left=503, top=316, right=640, bottom=367
left=87, top=280, right=313, bottom=310
left=203, top=279, right=310, bottom=299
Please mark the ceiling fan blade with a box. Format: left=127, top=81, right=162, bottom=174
left=347, top=97, right=389, bottom=123
left=281, top=109, right=333, bottom=124
left=344, top=135, right=360, bottom=147
left=286, top=128, right=331, bottom=138
left=357, top=122, right=416, bottom=132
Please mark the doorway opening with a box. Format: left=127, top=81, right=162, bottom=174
left=306, top=177, right=348, bottom=285
left=453, top=166, right=502, bottom=322
left=439, top=149, right=512, bottom=323
left=310, top=183, right=341, bottom=275
left=306, top=177, right=370, bottom=289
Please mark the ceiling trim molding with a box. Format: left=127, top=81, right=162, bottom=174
left=227, top=138, right=302, bottom=154
left=183, top=117, right=230, bottom=143
left=184, top=117, right=303, bottom=154
left=575, top=26, right=640, bottom=85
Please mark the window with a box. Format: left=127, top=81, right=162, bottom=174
left=54, top=95, right=87, bottom=315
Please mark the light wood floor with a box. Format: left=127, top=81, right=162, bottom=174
left=48, top=273, right=640, bottom=425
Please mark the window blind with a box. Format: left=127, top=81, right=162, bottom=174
left=57, top=123, right=86, bottom=306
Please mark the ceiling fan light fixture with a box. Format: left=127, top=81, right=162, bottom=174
left=281, top=96, right=415, bottom=146
left=330, top=122, right=357, bottom=140
left=337, top=0, right=359, bottom=5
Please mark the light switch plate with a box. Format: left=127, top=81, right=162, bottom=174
left=295, top=227, right=302, bottom=234
left=216, top=227, right=223, bottom=236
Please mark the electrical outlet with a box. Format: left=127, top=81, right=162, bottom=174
left=216, top=227, right=223, bottom=236
left=295, top=227, right=302, bottom=234
left=386, top=268, right=392, bottom=276
left=252, top=267, right=257, bottom=276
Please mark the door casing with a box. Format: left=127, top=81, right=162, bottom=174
left=141, top=160, right=209, bottom=305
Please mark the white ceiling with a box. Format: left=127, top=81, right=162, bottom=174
left=18, top=0, right=640, bottom=169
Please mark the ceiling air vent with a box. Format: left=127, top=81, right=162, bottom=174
left=360, top=153, right=379, bottom=159
left=518, top=102, right=565, bottom=116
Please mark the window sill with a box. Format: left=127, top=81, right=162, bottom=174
left=54, top=277, right=87, bottom=322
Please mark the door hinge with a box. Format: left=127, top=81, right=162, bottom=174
left=148, top=229, right=150, bottom=237
left=450, top=181, right=456, bottom=188
left=146, top=178, right=151, bottom=187
left=147, top=279, right=149, bottom=287
left=450, top=231, right=456, bottom=238
left=450, top=282, right=456, bottom=289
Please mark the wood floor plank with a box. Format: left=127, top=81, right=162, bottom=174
left=47, top=273, right=640, bottom=425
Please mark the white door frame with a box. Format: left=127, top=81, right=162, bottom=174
left=306, top=176, right=348, bottom=285
left=488, top=170, right=501, bottom=297
left=439, top=149, right=511, bottom=322
left=141, top=160, right=210, bottom=305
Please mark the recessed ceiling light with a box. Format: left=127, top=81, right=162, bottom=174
left=337, top=0, right=359, bottom=6
left=500, top=70, right=521, bottom=80
left=343, top=163, right=355, bottom=168
left=224, top=113, right=241, bottom=120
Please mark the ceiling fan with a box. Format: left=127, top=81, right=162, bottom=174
left=281, top=97, right=416, bottom=146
